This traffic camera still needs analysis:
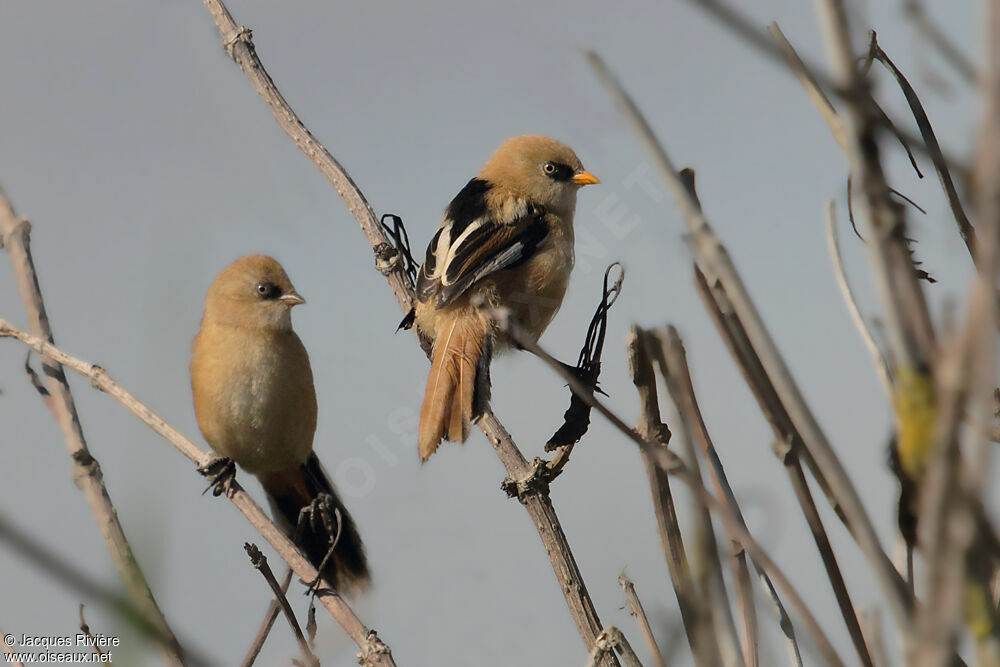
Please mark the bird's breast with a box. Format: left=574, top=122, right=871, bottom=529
left=190, top=325, right=317, bottom=474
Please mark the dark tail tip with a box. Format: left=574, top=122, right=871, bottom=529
left=262, top=454, right=370, bottom=593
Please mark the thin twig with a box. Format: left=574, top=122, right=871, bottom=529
left=688, top=0, right=972, bottom=185
left=692, top=267, right=876, bottom=667
left=815, top=0, right=937, bottom=370
left=583, top=627, right=643, bottom=667
left=241, top=568, right=293, bottom=667
left=643, top=328, right=745, bottom=667
left=0, top=513, right=212, bottom=667
left=0, top=321, right=395, bottom=667
left=1, top=630, right=23, bottom=667
left=0, top=185, right=185, bottom=666
left=198, top=0, right=413, bottom=319
left=244, top=544, right=318, bottom=667
left=870, top=39, right=978, bottom=262
left=196, top=2, right=618, bottom=662
left=618, top=573, right=667, bottom=667
left=489, top=307, right=846, bottom=667
left=825, top=200, right=893, bottom=398
left=79, top=605, right=111, bottom=666
left=913, top=2, right=1000, bottom=661
left=860, top=608, right=890, bottom=667
left=625, top=327, right=719, bottom=667
left=585, top=49, right=915, bottom=640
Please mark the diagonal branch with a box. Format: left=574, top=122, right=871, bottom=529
left=490, top=306, right=845, bottom=666
left=625, top=327, right=719, bottom=666
left=618, top=573, right=667, bottom=667
left=585, top=49, right=915, bottom=641
left=195, top=2, right=621, bottom=663
left=0, top=320, right=395, bottom=667
left=240, top=567, right=292, bottom=667
left=244, top=543, right=318, bottom=667
left=637, top=328, right=744, bottom=667
left=0, top=186, right=185, bottom=666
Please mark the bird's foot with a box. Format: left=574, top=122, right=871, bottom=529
left=197, top=457, right=236, bottom=497
left=295, top=495, right=343, bottom=595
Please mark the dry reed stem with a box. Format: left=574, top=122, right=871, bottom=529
left=196, top=2, right=619, bottom=662
left=0, top=186, right=185, bottom=665
left=0, top=320, right=395, bottom=667
left=618, top=573, right=667, bottom=667
left=625, top=327, right=722, bottom=667
left=585, top=49, right=914, bottom=641
left=490, top=307, right=845, bottom=666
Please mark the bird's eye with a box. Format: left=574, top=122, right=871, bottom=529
left=542, top=161, right=557, bottom=175
left=255, top=282, right=278, bottom=299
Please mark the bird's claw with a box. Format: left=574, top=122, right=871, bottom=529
left=295, top=495, right=342, bottom=595
left=198, top=457, right=236, bottom=497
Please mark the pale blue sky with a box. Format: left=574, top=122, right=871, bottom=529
left=0, top=1, right=985, bottom=665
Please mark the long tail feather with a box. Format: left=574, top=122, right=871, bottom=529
left=418, top=315, right=486, bottom=460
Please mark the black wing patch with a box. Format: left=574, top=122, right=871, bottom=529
left=417, top=176, right=550, bottom=309
left=445, top=178, right=490, bottom=238
left=435, top=215, right=548, bottom=307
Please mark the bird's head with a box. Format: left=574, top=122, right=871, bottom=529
left=479, top=135, right=599, bottom=217
left=202, top=254, right=305, bottom=331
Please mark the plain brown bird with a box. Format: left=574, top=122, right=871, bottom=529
left=190, top=255, right=369, bottom=592
left=414, top=135, right=599, bottom=460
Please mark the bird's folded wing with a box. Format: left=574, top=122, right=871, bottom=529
left=417, top=211, right=549, bottom=309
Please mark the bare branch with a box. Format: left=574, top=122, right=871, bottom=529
left=196, top=2, right=619, bottom=662
left=0, top=320, right=395, bottom=667
left=642, top=328, right=745, bottom=667
left=244, top=544, right=318, bottom=667
left=625, top=327, right=721, bottom=667
left=78, top=605, right=111, bottom=666
left=490, top=307, right=845, bottom=666
left=198, top=0, right=413, bottom=318
left=824, top=200, right=893, bottom=398
left=0, top=513, right=211, bottom=666
left=618, top=573, right=667, bottom=667
left=689, top=0, right=972, bottom=184
left=0, top=185, right=185, bottom=666
left=241, top=568, right=292, bottom=667
left=1, top=630, right=23, bottom=667
left=584, top=627, right=643, bottom=667
left=586, top=48, right=914, bottom=640
left=913, top=1, right=1000, bottom=661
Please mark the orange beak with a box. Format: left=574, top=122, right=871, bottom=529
left=571, top=170, right=600, bottom=186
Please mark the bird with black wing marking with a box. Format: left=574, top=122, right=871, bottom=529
left=414, top=135, right=599, bottom=460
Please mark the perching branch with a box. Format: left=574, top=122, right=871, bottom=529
left=490, top=306, right=845, bottom=666
left=0, top=185, right=185, bottom=666
left=196, top=2, right=620, bottom=662
left=0, top=320, right=395, bottom=667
